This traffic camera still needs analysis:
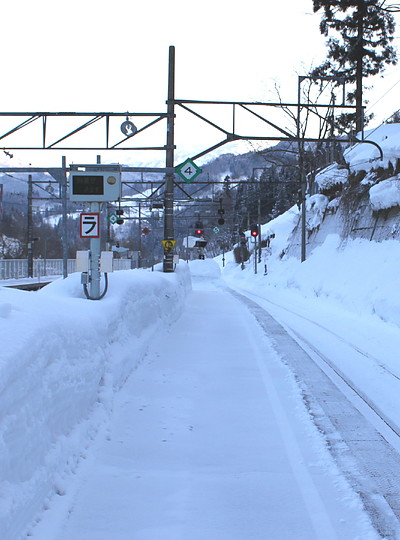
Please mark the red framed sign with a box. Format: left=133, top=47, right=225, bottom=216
left=80, top=212, right=100, bottom=238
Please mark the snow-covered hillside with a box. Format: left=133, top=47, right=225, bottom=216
left=226, top=123, right=400, bottom=326
left=287, top=123, right=400, bottom=259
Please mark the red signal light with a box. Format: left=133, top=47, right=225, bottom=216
left=251, top=224, right=259, bottom=237
left=195, top=229, right=203, bottom=236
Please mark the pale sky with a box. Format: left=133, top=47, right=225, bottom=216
left=1, top=0, right=399, bottom=167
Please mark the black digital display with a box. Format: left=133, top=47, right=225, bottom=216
left=72, top=175, right=104, bottom=196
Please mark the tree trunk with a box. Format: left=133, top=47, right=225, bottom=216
left=355, top=0, right=365, bottom=135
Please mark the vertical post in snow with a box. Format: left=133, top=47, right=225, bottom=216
left=61, top=156, right=68, bottom=278
left=163, top=45, right=175, bottom=272
left=138, top=201, right=142, bottom=268
left=297, top=76, right=307, bottom=262
left=27, top=174, right=33, bottom=278
left=301, top=173, right=307, bottom=263
left=89, top=201, right=101, bottom=299
left=258, top=197, right=262, bottom=264
left=254, top=236, right=257, bottom=274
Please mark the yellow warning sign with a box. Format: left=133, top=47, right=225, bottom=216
left=161, top=239, right=176, bottom=252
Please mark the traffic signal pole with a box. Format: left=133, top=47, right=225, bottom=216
left=163, top=45, right=176, bottom=272
left=254, top=237, right=257, bottom=275
left=250, top=224, right=259, bottom=274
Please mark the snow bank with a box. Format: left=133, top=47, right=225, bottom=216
left=344, top=123, right=400, bottom=173
left=306, top=194, right=329, bottom=231
left=260, top=204, right=300, bottom=254
left=188, top=258, right=221, bottom=279
left=0, top=265, right=191, bottom=540
left=268, top=235, right=400, bottom=326
left=369, top=177, right=400, bottom=210
left=221, top=208, right=400, bottom=328
left=315, top=162, right=349, bottom=190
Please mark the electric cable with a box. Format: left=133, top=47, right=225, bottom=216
left=83, top=272, right=108, bottom=300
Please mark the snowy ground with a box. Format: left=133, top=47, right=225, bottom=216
left=23, top=263, right=377, bottom=540
left=221, top=232, right=400, bottom=442
left=2, top=222, right=400, bottom=537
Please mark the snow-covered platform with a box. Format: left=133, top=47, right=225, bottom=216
left=28, top=264, right=381, bottom=540
left=3, top=258, right=400, bottom=539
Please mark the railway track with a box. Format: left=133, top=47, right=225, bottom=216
left=231, top=285, right=400, bottom=424
left=230, top=286, right=400, bottom=538
left=252, top=289, right=400, bottom=380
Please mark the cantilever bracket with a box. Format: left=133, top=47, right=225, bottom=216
left=353, top=138, right=384, bottom=161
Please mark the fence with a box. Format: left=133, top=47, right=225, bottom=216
left=0, top=258, right=133, bottom=280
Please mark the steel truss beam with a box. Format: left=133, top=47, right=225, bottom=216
left=0, top=112, right=168, bottom=150
left=171, top=99, right=382, bottom=162
left=0, top=95, right=360, bottom=154
left=0, top=100, right=382, bottom=167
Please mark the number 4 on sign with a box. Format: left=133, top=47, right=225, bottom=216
left=175, top=158, right=202, bottom=183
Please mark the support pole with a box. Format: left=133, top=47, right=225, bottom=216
left=301, top=171, right=307, bottom=263
left=297, top=77, right=307, bottom=262
left=258, top=197, right=262, bottom=263
left=163, top=45, right=175, bottom=272
left=27, top=174, right=33, bottom=278
left=89, top=201, right=101, bottom=298
left=61, top=156, right=68, bottom=278
left=254, top=237, right=257, bottom=274
left=138, top=201, right=142, bottom=268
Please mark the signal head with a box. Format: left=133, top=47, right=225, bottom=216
left=250, top=224, right=259, bottom=237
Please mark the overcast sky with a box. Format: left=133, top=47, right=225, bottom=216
left=1, top=0, right=399, bottom=167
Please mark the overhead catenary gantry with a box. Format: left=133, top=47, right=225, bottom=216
left=0, top=45, right=383, bottom=273
left=0, top=111, right=169, bottom=151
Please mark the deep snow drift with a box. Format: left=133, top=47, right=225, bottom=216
left=0, top=266, right=191, bottom=540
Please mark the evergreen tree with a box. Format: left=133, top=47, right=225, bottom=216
left=312, top=0, right=397, bottom=133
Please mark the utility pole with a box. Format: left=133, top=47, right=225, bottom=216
left=258, top=197, right=262, bottom=264
left=138, top=201, right=142, bottom=268
left=61, top=156, right=68, bottom=278
left=163, top=45, right=175, bottom=272
left=27, top=174, right=33, bottom=278
left=300, top=164, right=307, bottom=263
left=253, top=198, right=261, bottom=274
left=297, top=77, right=307, bottom=262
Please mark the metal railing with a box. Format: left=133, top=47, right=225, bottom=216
left=0, top=258, right=133, bottom=280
